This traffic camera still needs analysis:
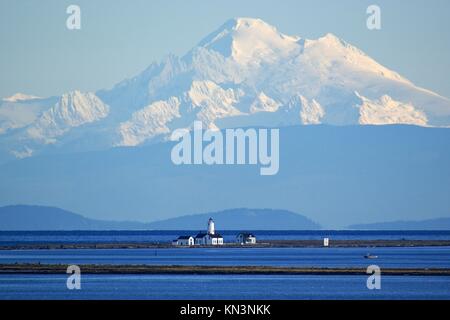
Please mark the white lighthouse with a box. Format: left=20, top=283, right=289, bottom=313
left=207, top=217, right=215, bottom=235
left=192, top=217, right=223, bottom=246
left=175, top=217, right=223, bottom=246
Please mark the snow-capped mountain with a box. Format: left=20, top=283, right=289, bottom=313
left=2, top=93, right=41, bottom=103
left=1, top=17, right=450, bottom=160
left=25, top=91, right=109, bottom=145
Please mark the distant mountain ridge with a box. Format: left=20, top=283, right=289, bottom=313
left=0, top=205, right=320, bottom=231
left=146, top=208, right=321, bottom=230
left=0, top=205, right=144, bottom=230
left=349, top=218, right=450, bottom=230
left=1, top=125, right=450, bottom=228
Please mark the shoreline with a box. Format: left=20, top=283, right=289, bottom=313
left=1, top=263, right=450, bottom=276
left=1, top=239, right=450, bottom=250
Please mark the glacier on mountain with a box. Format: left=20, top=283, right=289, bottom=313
left=1, top=17, right=450, bottom=159
left=26, top=91, right=109, bottom=144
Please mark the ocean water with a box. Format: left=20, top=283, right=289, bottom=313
left=0, top=230, right=450, bottom=245
left=1, top=231, right=449, bottom=300
left=1, top=274, right=450, bottom=300
left=1, top=246, right=450, bottom=268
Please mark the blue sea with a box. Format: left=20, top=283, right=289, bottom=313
left=1, top=247, right=450, bottom=268
left=1, top=230, right=450, bottom=245
left=1, top=274, right=450, bottom=300
left=0, top=230, right=450, bottom=300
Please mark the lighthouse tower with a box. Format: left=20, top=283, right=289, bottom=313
left=207, top=218, right=215, bottom=235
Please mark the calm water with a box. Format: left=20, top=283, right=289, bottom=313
left=1, top=274, right=449, bottom=300
left=1, top=247, right=450, bottom=268
left=1, top=230, right=450, bottom=245
left=1, top=231, right=449, bottom=300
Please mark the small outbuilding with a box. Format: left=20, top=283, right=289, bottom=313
left=236, top=233, right=256, bottom=245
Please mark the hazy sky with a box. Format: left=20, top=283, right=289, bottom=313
left=1, top=0, right=449, bottom=99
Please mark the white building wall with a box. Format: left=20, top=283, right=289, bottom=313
left=237, top=234, right=256, bottom=244
left=175, top=237, right=194, bottom=246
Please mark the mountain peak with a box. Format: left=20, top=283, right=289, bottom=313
left=232, top=17, right=276, bottom=31
left=2, top=93, right=41, bottom=102
left=319, top=32, right=341, bottom=43
left=197, top=17, right=301, bottom=64
left=207, top=17, right=281, bottom=34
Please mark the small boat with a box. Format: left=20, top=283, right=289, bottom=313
left=364, top=253, right=378, bottom=259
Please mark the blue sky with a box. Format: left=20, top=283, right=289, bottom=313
left=1, top=0, right=449, bottom=99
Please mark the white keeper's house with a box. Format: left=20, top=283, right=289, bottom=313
left=172, top=235, right=194, bottom=246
